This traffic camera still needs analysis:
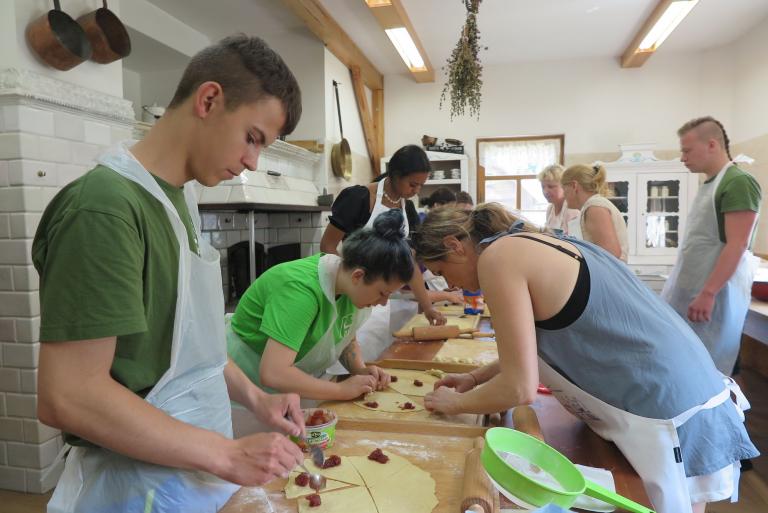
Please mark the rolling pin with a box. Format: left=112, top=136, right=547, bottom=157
left=460, top=437, right=496, bottom=513
left=393, top=325, right=495, bottom=341
left=511, top=405, right=544, bottom=441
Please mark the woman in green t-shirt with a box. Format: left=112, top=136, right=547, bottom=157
left=227, top=209, right=413, bottom=401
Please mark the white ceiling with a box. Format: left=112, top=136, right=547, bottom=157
left=139, top=0, right=768, bottom=76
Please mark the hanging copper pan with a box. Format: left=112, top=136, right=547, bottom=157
left=77, top=0, right=131, bottom=64
left=330, top=80, right=352, bottom=181
left=26, top=0, right=92, bottom=71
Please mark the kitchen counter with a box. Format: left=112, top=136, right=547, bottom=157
left=379, top=317, right=651, bottom=509
left=744, top=299, right=768, bottom=346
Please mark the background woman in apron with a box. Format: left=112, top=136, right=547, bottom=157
left=320, top=144, right=446, bottom=362
left=538, top=163, right=579, bottom=233
left=228, top=209, right=413, bottom=402
left=562, top=163, right=629, bottom=262
left=411, top=203, right=758, bottom=513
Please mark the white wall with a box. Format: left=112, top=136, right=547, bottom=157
left=266, top=32, right=326, bottom=141
left=731, top=16, right=768, bottom=143
left=122, top=68, right=142, bottom=120
left=323, top=48, right=373, bottom=192
left=384, top=46, right=736, bottom=197
left=2, top=0, right=125, bottom=97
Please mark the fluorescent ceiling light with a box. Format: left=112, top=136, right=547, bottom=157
left=639, top=0, right=699, bottom=51
left=385, top=27, right=425, bottom=70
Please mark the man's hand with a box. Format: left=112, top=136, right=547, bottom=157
left=688, top=290, right=715, bottom=322
left=215, top=432, right=304, bottom=486
left=424, top=386, right=462, bottom=414
left=250, top=393, right=305, bottom=437
left=354, top=365, right=390, bottom=390
left=336, top=374, right=376, bottom=400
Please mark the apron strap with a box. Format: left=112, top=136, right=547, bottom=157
left=671, top=387, right=730, bottom=428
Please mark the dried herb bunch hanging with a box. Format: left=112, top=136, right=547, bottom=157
left=440, top=0, right=484, bottom=120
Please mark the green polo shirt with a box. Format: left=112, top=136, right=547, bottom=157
left=705, top=165, right=762, bottom=247
left=230, top=254, right=357, bottom=361
left=33, top=165, right=198, bottom=446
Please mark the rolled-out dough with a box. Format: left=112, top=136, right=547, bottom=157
left=286, top=449, right=438, bottom=513
left=386, top=369, right=438, bottom=397
left=353, top=391, right=425, bottom=412
left=296, top=483, right=377, bottom=513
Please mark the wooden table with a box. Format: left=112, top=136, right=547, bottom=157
left=381, top=317, right=652, bottom=509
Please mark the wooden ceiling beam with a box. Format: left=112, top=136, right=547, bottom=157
left=351, top=66, right=380, bottom=176
left=365, top=0, right=434, bottom=82
left=280, top=0, right=384, bottom=90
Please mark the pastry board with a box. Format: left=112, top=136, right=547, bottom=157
left=437, top=303, right=492, bottom=318
left=320, top=367, right=486, bottom=434
left=398, top=310, right=480, bottom=335
left=220, top=428, right=500, bottom=513
left=433, top=338, right=499, bottom=366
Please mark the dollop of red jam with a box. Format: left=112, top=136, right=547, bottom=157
left=390, top=375, right=398, bottom=382
left=367, top=448, right=389, bottom=464
left=400, top=402, right=415, bottom=410
left=413, top=379, right=423, bottom=387
left=307, top=494, right=321, bottom=507
left=363, top=401, right=379, bottom=408
left=294, top=472, right=309, bottom=487
left=322, top=454, right=342, bottom=468
left=307, top=410, right=330, bottom=427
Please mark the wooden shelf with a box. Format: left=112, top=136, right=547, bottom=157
left=425, top=179, right=461, bottom=185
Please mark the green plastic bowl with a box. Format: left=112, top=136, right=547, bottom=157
left=482, top=427, right=655, bottom=513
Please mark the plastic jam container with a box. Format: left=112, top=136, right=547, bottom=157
left=290, top=408, right=337, bottom=452
left=463, top=289, right=484, bottom=315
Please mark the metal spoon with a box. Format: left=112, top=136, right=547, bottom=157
left=297, top=460, right=327, bottom=492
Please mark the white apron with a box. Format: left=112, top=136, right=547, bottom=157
left=567, top=216, right=582, bottom=239
left=661, top=166, right=758, bottom=374
left=227, top=253, right=370, bottom=387
left=538, top=358, right=747, bottom=513
left=352, top=178, right=411, bottom=362
left=47, top=144, right=239, bottom=513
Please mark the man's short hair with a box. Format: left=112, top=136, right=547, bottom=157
left=169, top=34, right=301, bottom=135
left=677, top=116, right=731, bottom=159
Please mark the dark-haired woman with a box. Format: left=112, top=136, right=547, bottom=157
left=227, top=209, right=413, bottom=401
left=411, top=203, right=758, bottom=513
left=320, top=145, right=446, bottom=336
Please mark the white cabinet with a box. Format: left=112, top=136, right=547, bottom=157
left=382, top=150, right=470, bottom=211
left=602, top=145, right=699, bottom=271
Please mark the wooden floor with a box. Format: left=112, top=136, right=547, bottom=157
left=1, top=369, right=766, bottom=513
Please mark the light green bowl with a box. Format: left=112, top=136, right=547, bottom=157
left=482, top=427, right=655, bottom=513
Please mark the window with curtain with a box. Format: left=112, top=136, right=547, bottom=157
left=476, top=135, right=564, bottom=227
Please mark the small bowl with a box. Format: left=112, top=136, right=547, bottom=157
left=290, top=408, right=337, bottom=453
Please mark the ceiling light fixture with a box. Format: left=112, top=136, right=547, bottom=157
left=365, top=0, right=433, bottom=82
left=621, top=0, right=699, bottom=68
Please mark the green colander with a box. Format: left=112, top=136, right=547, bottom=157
left=482, top=427, right=655, bottom=513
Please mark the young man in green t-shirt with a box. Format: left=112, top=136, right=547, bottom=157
left=663, top=116, right=761, bottom=376
left=33, top=36, right=305, bottom=512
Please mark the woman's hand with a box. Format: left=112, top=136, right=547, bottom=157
left=337, top=374, right=377, bottom=400
left=434, top=373, right=477, bottom=393
left=423, top=305, right=446, bottom=325
left=424, top=386, right=462, bottom=414
left=353, top=365, right=390, bottom=390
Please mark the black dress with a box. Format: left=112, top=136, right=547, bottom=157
left=328, top=185, right=420, bottom=236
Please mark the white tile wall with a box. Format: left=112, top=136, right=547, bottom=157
left=0, top=99, right=131, bottom=493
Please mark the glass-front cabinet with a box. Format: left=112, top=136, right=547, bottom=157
left=603, top=144, right=699, bottom=268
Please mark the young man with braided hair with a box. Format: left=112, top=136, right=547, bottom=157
left=662, top=116, right=761, bottom=376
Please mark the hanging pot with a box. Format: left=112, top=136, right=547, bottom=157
left=330, top=80, right=352, bottom=181
left=77, top=0, right=131, bottom=64
left=26, top=0, right=93, bottom=71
